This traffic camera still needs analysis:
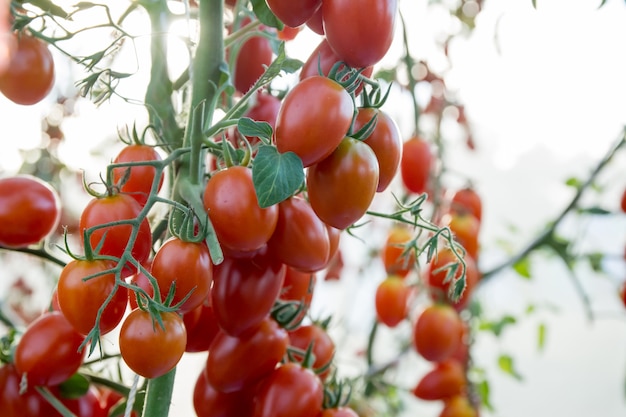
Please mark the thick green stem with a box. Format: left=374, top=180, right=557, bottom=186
left=141, top=369, right=177, bottom=417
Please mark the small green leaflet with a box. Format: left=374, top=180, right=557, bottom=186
left=477, top=379, right=495, bottom=411
left=250, top=0, right=283, bottom=30
left=513, top=257, right=531, bottom=279
left=498, top=354, right=523, bottom=381
left=252, top=146, right=304, bottom=208
left=238, top=118, right=272, bottom=144
left=57, top=373, right=90, bottom=399
left=479, top=315, right=517, bottom=337
left=538, top=322, right=546, bottom=351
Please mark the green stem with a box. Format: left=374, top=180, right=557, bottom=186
left=141, top=368, right=177, bottom=417
left=399, top=10, right=419, bottom=131
left=0, top=245, right=66, bottom=267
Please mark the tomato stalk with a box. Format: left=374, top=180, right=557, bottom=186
left=141, top=368, right=177, bottom=417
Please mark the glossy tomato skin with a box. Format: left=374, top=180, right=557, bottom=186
left=203, top=166, right=278, bottom=252
left=288, top=324, right=335, bottom=380
left=112, top=144, right=164, bottom=207
left=381, top=226, right=415, bottom=278
left=193, top=370, right=254, bottom=417
left=151, top=237, right=213, bottom=314
left=252, top=362, right=324, bottom=417
left=0, top=33, right=54, bottom=105
left=322, top=0, right=397, bottom=68
left=441, top=212, right=480, bottom=260
left=413, top=304, right=463, bottom=362
left=211, top=251, right=285, bottom=336
left=306, top=7, right=324, bottom=34
left=266, top=0, right=321, bottom=27
left=183, top=301, right=220, bottom=353
left=412, top=360, right=466, bottom=401
left=267, top=196, right=331, bottom=272
left=375, top=276, right=412, bottom=328
left=206, top=317, right=289, bottom=393
left=280, top=266, right=316, bottom=306
left=426, top=248, right=480, bottom=311
left=242, top=92, right=282, bottom=144
left=401, top=136, right=433, bottom=195
left=0, top=175, right=61, bottom=248
left=57, top=259, right=128, bottom=335
left=307, top=137, right=379, bottom=229
left=275, top=76, right=353, bottom=167
left=0, top=364, right=56, bottom=417
left=14, top=312, right=85, bottom=387
left=119, top=309, right=187, bottom=379
left=234, top=30, right=273, bottom=94
left=450, top=188, right=483, bottom=223
left=354, top=108, right=402, bottom=192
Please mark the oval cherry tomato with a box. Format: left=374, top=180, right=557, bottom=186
left=14, top=312, right=85, bottom=387
left=307, top=137, right=379, bottom=229
left=275, top=76, right=353, bottom=168
left=0, top=32, right=54, bottom=105
left=119, top=309, right=187, bottom=379
left=381, top=226, right=415, bottom=278
left=59, top=387, right=106, bottom=417
left=193, top=370, right=254, bottom=417
left=0, top=175, right=61, bottom=248
left=441, top=211, right=480, bottom=260
left=450, top=187, right=483, bottom=223
left=306, top=7, right=324, bottom=35
left=413, top=304, right=463, bottom=362
left=234, top=27, right=273, bottom=94
left=268, top=196, right=330, bottom=272
left=412, top=360, right=466, bottom=401
left=400, top=136, right=432, bottom=195
left=322, top=0, right=397, bottom=68
left=183, top=301, right=220, bottom=353
left=206, top=317, right=289, bottom=393
left=211, top=250, right=285, bottom=336
left=426, top=248, right=480, bottom=311
left=440, top=396, right=478, bottom=417
left=375, top=276, right=412, bottom=328
left=252, top=362, right=324, bottom=417
left=266, top=0, right=321, bottom=28
left=0, top=364, right=56, bottom=417
left=288, top=324, right=335, bottom=380
left=57, top=258, right=128, bottom=335
left=354, top=108, right=402, bottom=192
left=203, top=166, right=278, bottom=253
left=280, top=266, right=316, bottom=321
left=112, top=144, right=164, bottom=207
left=151, top=237, right=213, bottom=314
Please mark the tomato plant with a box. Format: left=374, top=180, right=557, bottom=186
left=112, top=144, right=164, bottom=207
left=288, top=324, right=335, bottom=380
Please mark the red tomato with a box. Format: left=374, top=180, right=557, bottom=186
left=268, top=196, right=331, bottom=272
left=450, top=187, right=483, bottom=223
left=0, top=175, right=61, bottom=248
left=193, top=370, right=254, bottom=417
left=206, top=317, right=289, bottom=393
left=234, top=29, right=273, bottom=94
left=400, top=136, right=433, bottom=195
left=151, top=237, right=213, bottom=314
left=306, top=7, right=324, bottom=35
left=441, top=212, right=480, bottom=260
left=127, top=265, right=154, bottom=310
left=413, top=304, right=463, bottom=362
left=211, top=251, right=285, bottom=336
left=322, top=0, right=397, bottom=68
left=280, top=266, right=316, bottom=321
left=275, top=76, right=353, bottom=167
left=119, top=309, right=187, bottom=379
left=277, top=25, right=302, bottom=41
left=266, top=0, right=322, bottom=28
left=253, top=362, right=324, bottom=417
left=426, top=248, right=480, bottom=311
left=60, top=388, right=106, bottom=417
left=57, top=258, right=128, bottom=335
left=203, top=166, right=278, bottom=252
left=381, top=226, right=415, bottom=278
left=307, top=137, right=379, bottom=229
left=112, top=144, right=164, bottom=207
left=621, top=187, right=626, bottom=212
left=412, top=360, right=466, bottom=401
left=319, top=407, right=360, bottom=417
left=0, top=364, right=56, bottom=417
left=288, top=324, right=335, bottom=380
left=440, top=396, right=478, bottom=417
left=79, top=193, right=153, bottom=272
left=14, top=312, right=85, bottom=387
left=240, top=91, right=282, bottom=145
left=183, top=301, right=220, bottom=353
left=0, top=32, right=54, bottom=105
left=375, top=276, right=412, bottom=328
left=327, top=225, right=341, bottom=260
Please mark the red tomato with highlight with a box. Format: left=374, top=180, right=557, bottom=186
left=306, top=7, right=324, bottom=35
left=381, top=226, right=415, bottom=277
left=307, top=137, right=379, bottom=229
left=234, top=29, right=273, bottom=94
left=450, top=187, right=483, bottom=223
left=275, top=76, right=353, bottom=167
left=203, top=166, right=278, bottom=252
left=0, top=364, right=56, bottom=417
left=322, top=0, right=397, bottom=68
left=0, top=175, right=61, bottom=248
left=14, top=312, right=85, bottom=387
left=266, top=0, right=321, bottom=28
left=119, top=309, right=187, bottom=379
left=112, top=144, right=164, bottom=207
left=413, top=304, right=464, bottom=362
left=0, top=32, right=54, bottom=105
left=183, top=301, right=220, bottom=353
left=57, top=258, right=128, bottom=335
left=426, top=248, right=480, bottom=311
left=412, top=360, right=466, bottom=401
left=193, top=370, right=254, bottom=417
left=441, top=212, right=480, bottom=260
left=400, top=136, right=433, bottom=195
left=375, top=276, right=412, bottom=328
left=288, top=324, right=335, bottom=380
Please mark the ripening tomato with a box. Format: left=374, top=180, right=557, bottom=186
left=413, top=304, right=463, bottom=362
left=57, top=258, right=128, bottom=335
left=151, top=237, right=213, bottom=314
left=401, top=136, right=433, bottom=195
left=266, top=0, right=321, bottom=28
left=441, top=211, right=480, bottom=260
left=59, top=388, right=106, bottom=417
left=119, top=309, right=187, bottom=379
left=234, top=28, right=273, bottom=94
left=0, top=364, right=57, bottom=417
left=252, top=362, right=324, bottom=417
left=275, top=76, right=353, bottom=168
left=277, top=25, right=302, bottom=41
left=426, top=248, right=480, bottom=311
left=375, top=276, right=412, bottom=328
left=268, top=196, right=331, bottom=272
left=381, top=226, right=415, bottom=278
left=440, top=396, right=478, bottom=417
left=14, top=312, right=85, bottom=387
left=183, top=301, right=220, bottom=353
left=450, top=323, right=470, bottom=367
left=206, top=317, right=289, bottom=393
left=193, top=370, right=254, bottom=417
left=0, top=32, right=54, bottom=105
left=307, top=137, right=379, bottom=229
left=203, top=166, right=278, bottom=252
left=0, top=175, right=61, bottom=248
left=280, top=266, right=316, bottom=321
left=319, top=407, right=360, bottom=417
left=412, top=360, right=466, bottom=401
left=450, top=187, right=483, bottom=223
left=322, top=0, right=397, bottom=68
left=211, top=250, right=285, bottom=336
left=327, top=225, right=341, bottom=260
left=288, top=324, right=335, bottom=380
left=112, top=144, right=164, bottom=207
left=79, top=193, right=153, bottom=272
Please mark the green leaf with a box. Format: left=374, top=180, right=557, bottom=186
left=498, top=354, right=523, bottom=380
left=532, top=0, right=537, bottom=9
left=57, top=373, right=90, bottom=399
left=565, top=176, right=582, bottom=188
left=250, top=0, right=283, bottom=30
left=537, top=322, right=546, bottom=351
left=587, top=252, right=604, bottom=273
left=513, top=257, right=531, bottom=279
left=373, top=67, right=397, bottom=83
left=479, top=315, right=516, bottom=337
left=281, top=58, right=304, bottom=74
left=237, top=117, right=273, bottom=143
left=577, top=206, right=612, bottom=215
left=477, top=379, right=494, bottom=411
left=252, top=146, right=304, bottom=208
